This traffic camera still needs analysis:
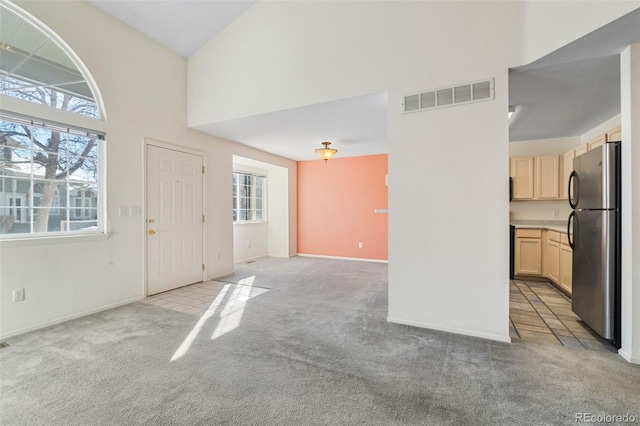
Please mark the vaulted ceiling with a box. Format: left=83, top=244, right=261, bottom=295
left=86, top=3, right=640, bottom=155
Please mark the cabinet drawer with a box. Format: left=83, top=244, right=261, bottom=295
left=548, top=231, right=560, bottom=242
left=516, top=229, right=542, bottom=239
left=560, top=233, right=570, bottom=246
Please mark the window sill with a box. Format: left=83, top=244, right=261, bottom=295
left=0, top=232, right=111, bottom=248
left=233, top=221, right=267, bottom=226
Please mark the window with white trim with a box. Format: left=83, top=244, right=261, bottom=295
left=0, top=2, right=105, bottom=238
left=232, top=171, right=265, bottom=223
left=0, top=114, right=103, bottom=236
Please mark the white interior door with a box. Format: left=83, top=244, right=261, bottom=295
left=147, top=145, right=204, bottom=295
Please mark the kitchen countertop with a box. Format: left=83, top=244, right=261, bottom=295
left=510, top=220, right=569, bottom=234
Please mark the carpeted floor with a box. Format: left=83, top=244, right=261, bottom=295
left=1, top=256, right=639, bottom=425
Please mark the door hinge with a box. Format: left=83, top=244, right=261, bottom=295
left=202, top=214, right=205, bottom=223
left=202, top=166, right=205, bottom=174
left=202, top=264, right=205, bottom=271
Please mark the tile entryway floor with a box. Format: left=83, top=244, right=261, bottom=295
left=140, top=280, right=232, bottom=316
left=510, top=280, right=614, bottom=351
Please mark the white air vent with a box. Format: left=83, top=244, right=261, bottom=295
left=403, top=78, right=494, bottom=113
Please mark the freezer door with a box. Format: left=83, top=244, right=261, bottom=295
left=571, top=210, right=616, bottom=339
left=571, top=143, right=618, bottom=210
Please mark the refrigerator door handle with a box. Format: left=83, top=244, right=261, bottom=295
left=568, top=170, right=579, bottom=209
left=567, top=211, right=576, bottom=249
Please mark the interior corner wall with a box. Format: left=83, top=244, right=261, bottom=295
left=297, top=154, right=388, bottom=261
left=620, top=43, right=640, bottom=364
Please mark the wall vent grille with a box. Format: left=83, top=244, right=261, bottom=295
left=403, top=78, right=494, bottom=114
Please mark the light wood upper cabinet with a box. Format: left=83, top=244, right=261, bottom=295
left=535, top=155, right=560, bottom=199
left=510, top=157, right=535, bottom=200
left=607, top=125, right=622, bottom=142
left=515, top=229, right=542, bottom=276
left=588, top=134, right=606, bottom=151
left=575, top=144, right=588, bottom=156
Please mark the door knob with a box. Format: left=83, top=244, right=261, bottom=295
left=148, top=229, right=156, bottom=235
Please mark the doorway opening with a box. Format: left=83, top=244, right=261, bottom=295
left=232, top=155, right=290, bottom=264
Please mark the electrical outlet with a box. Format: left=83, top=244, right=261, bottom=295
left=118, top=207, right=127, bottom=217
left=247, top=242, right=251, bottom=249
left=358, top=242, right=363, bottom=249
left=552, top=210, right=559, bottom=218
left=13, top=288, right=25, bottom=302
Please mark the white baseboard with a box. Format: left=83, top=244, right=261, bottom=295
left=207, top=270, right=235, bottom=281
left=297, top=253, right=388, bottom=264
left=618, top=348, right=640, bottom=364
left=233, top=254, right=268, bottom=264
left=387, top=316, right=512, bottom=343
left=0, top=296, right=145, bottom=340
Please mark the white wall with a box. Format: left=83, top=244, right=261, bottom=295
left=620, top=44, right=640, bottom=363
left=581, top=114, right=622, bottom=143
left=0, top=1, right=296, bottom=338
left=187, top=1, right=638, bottom=345
left=233, top=223, right=268, bottom=263
left=521, top=2, right=639, bottom=65
left=192, top=0, right=525, bottom=342
left=509, top=136, right=582, bottom=156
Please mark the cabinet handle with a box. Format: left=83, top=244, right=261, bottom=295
left=148, top=229, right=156, bottom=235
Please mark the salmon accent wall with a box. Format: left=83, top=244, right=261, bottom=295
left=297, top=154, right=388, bottom=260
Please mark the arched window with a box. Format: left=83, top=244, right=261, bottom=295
left=0, top=1, right=105, bottom=238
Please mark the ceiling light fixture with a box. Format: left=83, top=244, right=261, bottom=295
left=315, top=141, right=338, bottom=162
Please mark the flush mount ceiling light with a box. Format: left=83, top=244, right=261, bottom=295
left=315, top=141, right=338, bottom=162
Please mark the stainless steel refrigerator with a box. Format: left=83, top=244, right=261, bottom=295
left=568, top=142, right=621, bottom=348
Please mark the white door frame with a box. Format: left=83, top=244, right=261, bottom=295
left=143, top=139, right=208, bottom=296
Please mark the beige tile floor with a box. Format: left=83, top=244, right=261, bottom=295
left=510, top=280, right=614, bottom=351
left=139, top=280, right=229, bottom=317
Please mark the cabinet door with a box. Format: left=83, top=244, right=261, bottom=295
left=588, top=134, right=606, bottom=151
left=562, top=150, right=574, bottom=199
left=510, top=157, right=534, bottom=200
left=575, top=144, right=589, bottom=156
left=516, top=237, right=542, bottom=276
left=535, top=155, right=560, bottom=199
left=560, top=244, right=573, bottom=294
left=606, top=125, right=622, bottom=142
left=546, top=240, right=560, bottom=284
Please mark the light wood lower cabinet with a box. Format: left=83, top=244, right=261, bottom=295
left=546, top=233, right=561, bottom=284
left=515, top=229, right=542, bottom=276
left=559, top=234, right=573, bottom=294
left=514, top=228, right=572, bottom=295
